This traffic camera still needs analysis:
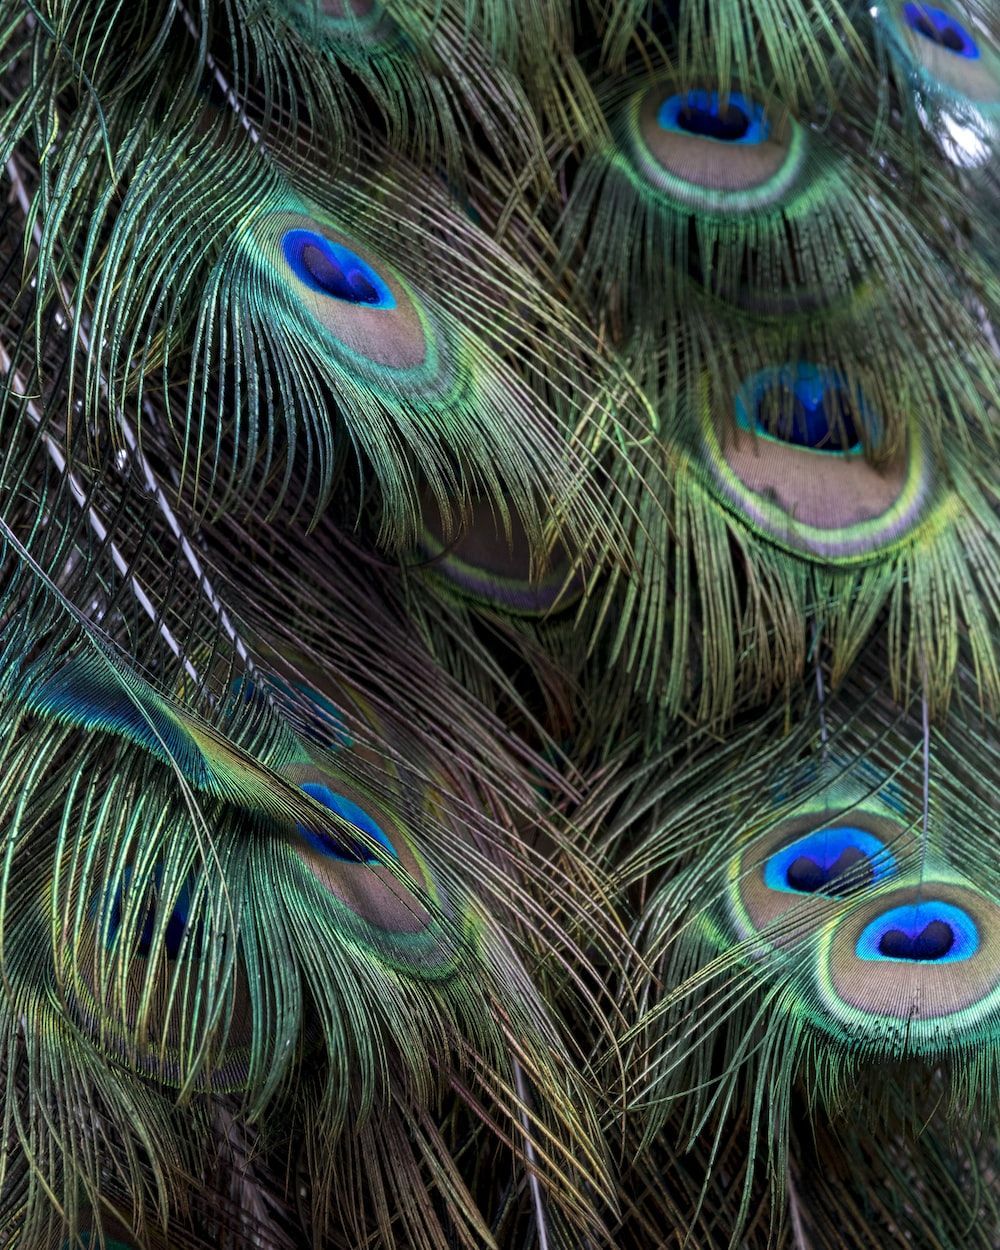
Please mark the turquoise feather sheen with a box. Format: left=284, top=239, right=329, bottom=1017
left=27, top=655, right=224, bottom=786
left=26, top=654, right=301, bottom=799
left=25, top=656, right=408, bottom=872
left=27, top=660, right=477, bottom=1107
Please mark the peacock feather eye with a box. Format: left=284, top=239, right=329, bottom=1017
left=813, top=880, right=1000, bottom=1050
left=854, top=899, right=979, bottom=962
left=278, top=759, right=468, bottom=974
left=416, top=493, right=585, bottom=617
left=661, top=89, right=771, bottom=144
left=562, top=70, right=888, bottom=325
left=297, top=781, right=397, bottom=862
left=628, top=80, right=806, bottom=210
left=247, top=210, right=436, bottom=376
left=884, top=2, right=1000, bottom=112
left=726, top=797, right=915, bottom=951
left=700, top=364, right=934, bottom=562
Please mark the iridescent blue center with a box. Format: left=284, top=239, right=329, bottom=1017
left=764, top=827, right=894, bottom=896
left=299, top=782, right=396, bottom=862
left=282, top=230, right=396, bottom=308
left=105, top=869, right=191, bottom=960
left=903, top=5, right=980, bottom=58
left=856, top=900, right=979, bottom=962
left=658, top=90, right=771, bottom=145
left=736, top=364, right=867, bottom=452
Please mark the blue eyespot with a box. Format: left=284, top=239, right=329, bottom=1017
left=299, top=782, right=397, bottom=862
left=903, top=5, right=980, bottom=59
left=658, top=90, right=771, bottom=144
left=282, top=230, right=396, bottom=308
left=105, top=868, right=192, bottom=960
left=735, top=364, right=869, bottom=453
left=856, top=900, right=979, bottom=962
left=764, top=827, right=895, bottom=896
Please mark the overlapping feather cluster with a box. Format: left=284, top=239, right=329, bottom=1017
left=0, top=1, right=997, bottom=1247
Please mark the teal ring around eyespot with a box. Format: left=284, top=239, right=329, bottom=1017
left=624, top=83, right=808, bottom=213
left=240, top=209, right=452, bottom=389
left=420, top=553, right=583, bottom=615
left=416, top=516, right=585, bottom=617
left=61, top=885, right=254, bottom=1092
left=280, top=821, right=483, bottom=981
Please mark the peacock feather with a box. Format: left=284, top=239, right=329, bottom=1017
left=0, top=0, right=996, bottom=1247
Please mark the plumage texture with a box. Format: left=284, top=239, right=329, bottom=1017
left=0, top=1, right=996, bottom=1247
